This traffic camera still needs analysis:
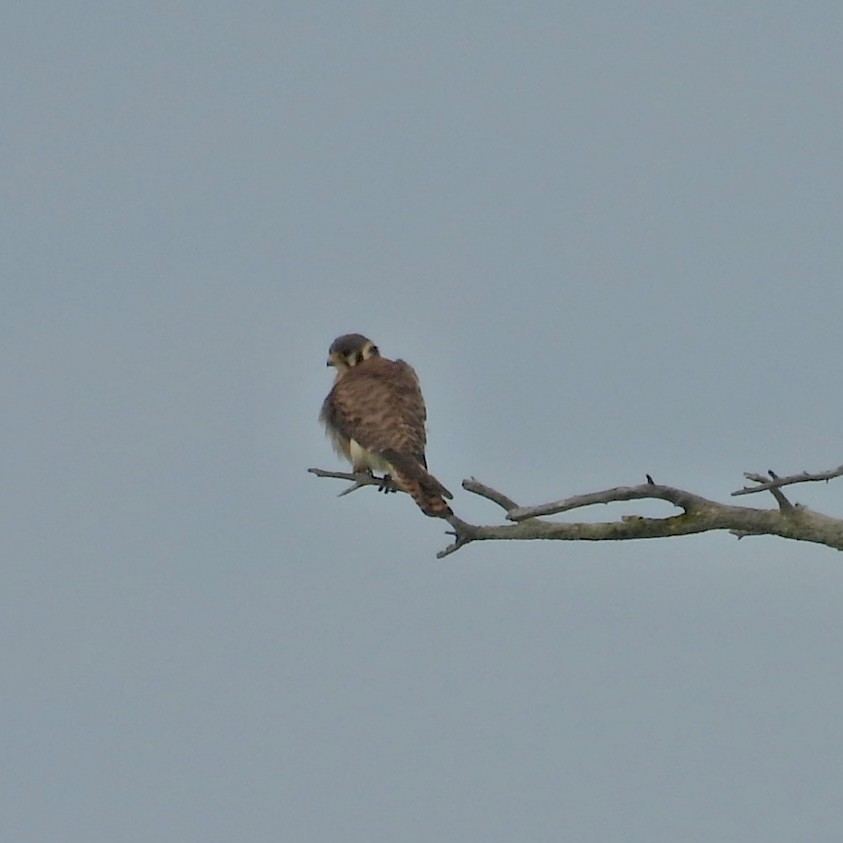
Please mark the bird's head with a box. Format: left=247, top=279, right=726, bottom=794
left=326, top=334, right=380, bottom=372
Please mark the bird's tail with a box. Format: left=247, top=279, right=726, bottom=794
left=382, top=451, right=453, bottom=518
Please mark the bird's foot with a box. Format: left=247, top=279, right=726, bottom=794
left=378, top=473, right=397, bottom=494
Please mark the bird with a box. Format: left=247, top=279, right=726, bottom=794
left=320, top=333, right=453, bottom=517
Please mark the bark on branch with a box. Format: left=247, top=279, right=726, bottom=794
left=308, top=464, right=843, bottom=558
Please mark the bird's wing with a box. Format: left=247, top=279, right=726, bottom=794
left=324, top=358, right=428, bottom=463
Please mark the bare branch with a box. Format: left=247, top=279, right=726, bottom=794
left=311, top=464, right=843, bottom=558
left=506, top=483, right=712, bottom=521
left=767, top=488, right=795, bottom=513
left=732, top=465, right=843, bottom=497
left=437, top=514, right=480, bottom=559
left=308, top=467, right=370, bottom=483
left=756, top=471, right=795, bottom=513
left=467, top=475, right=843, bottom=556
left=461, top=477, right=521, bottom=512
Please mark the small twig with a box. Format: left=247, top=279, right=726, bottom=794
left=757, top=470, right=795, bottom=513
left=461, top=477, right=521, bottom=512
left=308, top=467, right=401, bottom=497
left=337, top=479, right=371, bottom=497
left=437, top=514, right=479, bottom=559
left=767, top=489, right=794, bottom=513
left=308, top=467, right=367, bottom=482
left=732, top=465, right=843, bottom=497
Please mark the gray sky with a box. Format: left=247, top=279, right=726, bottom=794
left=4, top=3, right=843, bottom=841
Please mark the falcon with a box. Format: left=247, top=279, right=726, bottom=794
left=320, top=333, right=453, bottom=517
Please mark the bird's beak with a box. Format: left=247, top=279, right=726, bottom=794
left=326, top=357, right=334, bottom=367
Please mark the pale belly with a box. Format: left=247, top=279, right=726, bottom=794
left=349, top=439, right=391, bottom=473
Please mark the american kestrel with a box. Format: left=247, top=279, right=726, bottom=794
left=320, top=334, right=453, bottom=517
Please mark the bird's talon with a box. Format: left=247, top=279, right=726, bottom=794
left=378, top=473, right=396, bottom=494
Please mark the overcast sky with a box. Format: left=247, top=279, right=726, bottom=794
left=4, top=3, right=843, bottom=841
